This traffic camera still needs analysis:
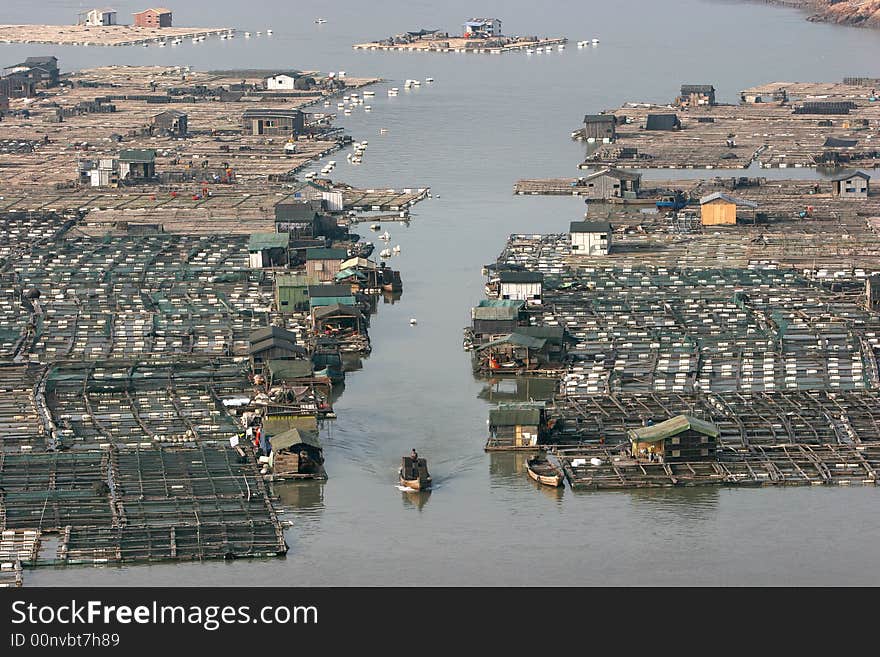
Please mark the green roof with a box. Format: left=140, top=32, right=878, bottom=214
left=305, top=247, right=348, bottom=260
left=267, top=359, right=314, bottom=380
left=336, top=268, right=367, bottom=281
left=309, top=296, right=356, bottom=308
left=628, top=415, right=720, bottom=443
left=119, top=148, right=156, bottom=162
left=275, top=273, right=313, bottom=288
left=473, top=305, right=520, bottom=321
left=517, top=326, right=565, bottom=343
left=477, top=299, right=526, bottom=309
left=271, top=428, right=322, bottom=452
left=249, top=233, right=290, bottom=251
left=489, top=407, right=542, bottom=427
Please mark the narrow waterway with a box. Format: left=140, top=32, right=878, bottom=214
left=6, top=0, right=880, bottom=585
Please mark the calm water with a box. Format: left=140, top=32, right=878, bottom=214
left=6, top=0, right=880, bottom=586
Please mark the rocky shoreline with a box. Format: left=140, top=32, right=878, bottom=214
left=754, top=0, right=880, bottom=29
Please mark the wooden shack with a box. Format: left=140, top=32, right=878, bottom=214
left=645, top=113, right=681, bottom=131
left=627, top=415, right=719, bottom=462
left=248, top=326, right=307, bottom=372
left=248, top=232, right=289, bottom=268
left=242, top=108, right=305, bottom=136
left=487, top=403, right=547, bottom=450
left=699, top=192, right=758, bottom=226
left=471, top=299, right=525, bottom=341
left=268, top=428, right=326, bottom=480
left=275, top=273, right=315, bottom=312
left=576, top=168, right=641, bottom=200
left=133, top=8, right=172, bottom=28
left=570, top=220, right=612, bottom=255
left=678, top=84, right=716, bottom=107
left=866, top=275, right=880, bottom=312
left=152, top=109, right=187, bottom=137
left=312, top=304, right=364, bottom=338
left=830, top=170, right=870, bottom=199
left=305, top=247, right=347, bottom=282
left=118, top=148, right=156, bottom=181
left=473, top=332, right=549, bottom=373
left=583, top=114, right=616, bottom=141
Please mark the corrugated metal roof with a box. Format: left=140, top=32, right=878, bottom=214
left=475, top=333, right=547, bottom=351
left=489, top=408, right=541, bottom=426
left=305, top=247, right=348, bottom=260
left=248, top=232, right=289, bottom=251
left=309, top=295, right=356, bottom=308
left=570, top=221, right=613, bottom=233
left=473, top=305, right=520, bottom=321
left=267, top=359, right=314, bottom=380
left=118, top=148, right=156, bottom=162
left=699, top=192, right=758, bottom=208
left=271, top=428, right=322, bottom=452
left=498, top=271, right=543, bottom=284
left=628, top=415, right=720, bottom=442
left=829, top=169, right=871, bottom=182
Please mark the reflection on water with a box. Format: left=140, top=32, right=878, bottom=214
left=623, top=486, right=721, bottom=522
left=478, top=377, right=557, bottom=403
left=400, top=488, right=431, bottom=511
left=275, top=481, right=325, bottom=518
left=488, top=452, right=565, bottom=503
left=382, top=291, right=403, bottom=305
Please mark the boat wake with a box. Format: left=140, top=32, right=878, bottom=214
left=396, top=484, right=419, bottom=493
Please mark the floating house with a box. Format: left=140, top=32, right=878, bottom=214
left=473, top=332, right=551, bottom=373
left=79, top=8, right=118, bottom=26
left=305, top=247, right=348, bottom=282
left=265, top=73, right=299, bottom=90
left=462, top=18, right=502, bottom=37
left=645, top=113, right=681, bottom=131
left=678, top=84, right=716, bottom=107
left=570, top=220, right=612, bottom=255
left=242, top=108, right=305, bottom=136
left=576, top=168, right=641, bottom=200
left=487, top=403, right=547, bottom=450
left=497, top=270, right=543, bottom=305
left=133, top=7, right=172, bottom=28
left=830, top=170, right=870, bottom=199
left=151, top=109, right=187, bottom=137
left=312, top=304, right=365, bottom=338
left=268, top=428, right=326, bottom=480
left=248, top=232, right=290, bottom=268
left=248, top=326, right=307, bottom=372
left=274, top=273, right=315, bottom=312
left=118, top=148, right=156, bottom=181
left=583, top=114, right=616, bottom=141
left=471, top=299, right=525, bottom=341
left=627, top=415, right=720, bottom=462
left=699, top=192, right=757, bottom=226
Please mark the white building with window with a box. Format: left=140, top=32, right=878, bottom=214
left=570, top=221, right=612, bottom=256
left=498, top=271, right=543, bottom=305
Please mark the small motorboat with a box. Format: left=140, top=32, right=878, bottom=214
left=526, top=456, right=564, bottom=487
left=399, top=456, right=431, bottom=490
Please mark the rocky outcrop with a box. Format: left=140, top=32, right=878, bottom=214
left=806, top=1, right=880, bottom=29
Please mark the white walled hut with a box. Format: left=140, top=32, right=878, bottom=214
left=570, top=221, right=612, bottom=255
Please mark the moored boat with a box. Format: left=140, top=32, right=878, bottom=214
left=526, top=456, right=564, bottom=487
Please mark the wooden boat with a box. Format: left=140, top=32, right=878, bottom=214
left=399, top=456, right=432, bottom=490
left=526, top=457, right=564, bottom=487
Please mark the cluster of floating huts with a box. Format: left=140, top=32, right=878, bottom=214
left=473, top=80, right=880, bottom=491
left=0, top=57, right=428, bottom=583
